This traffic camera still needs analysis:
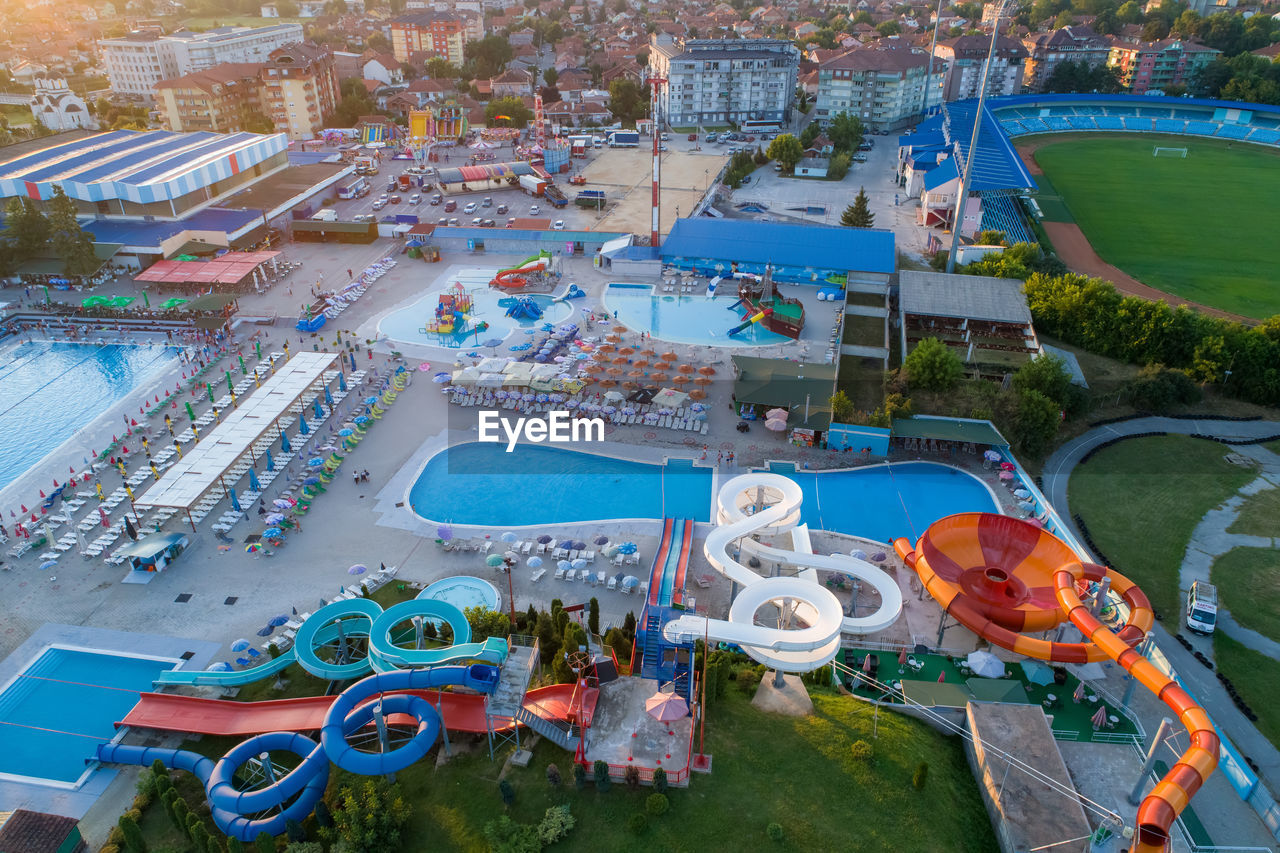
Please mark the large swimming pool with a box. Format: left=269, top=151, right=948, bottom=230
left=379, top=269, right=574, bottom=348
left=0, top=647, right=177, bottom=785
left=0, top=340, right=179, bottom=492
left=409, top=444, right=999, bottom=539
left=603, top=284, right=790, bottom=347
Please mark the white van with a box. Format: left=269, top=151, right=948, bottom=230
left=310, top=209, right=337, bottom=222
left=1186, top=580, right=1217, bottom=634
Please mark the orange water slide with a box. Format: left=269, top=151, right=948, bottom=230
left=671, top=520, right=694, bottom=607
left=120, top=683, right=590, bottom=738
left=894, top=513, right=1218, bottom=853
left=648, top=517, right=675, bottom=608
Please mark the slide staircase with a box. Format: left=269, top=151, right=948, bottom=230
left=514, top=702, right=580, bottom=752
left=635, top=518, right=695, bottom=703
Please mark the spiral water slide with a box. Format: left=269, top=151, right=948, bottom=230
left=894, top=513, right=1218, bottom=853
left=661, top=473, right=902, bottom=672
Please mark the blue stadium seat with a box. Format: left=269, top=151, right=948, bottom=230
left=1135, top=108, right=1174, bottom=118
left=1215, top=124, right=1250, bottom=140
left=1171, top=109, right=1203, bottom=120
left=1047, top=106, right=1077, bottom=116
left=1094, top=116, right=1125, bottom=130
left=1249, top=117, right=1280, bottom=129
left=1184, top=121, right=1218, bottom=136
left=978, top=194, right=1034, bottom=246
left=1249, top=128, right=1280, bottom=144
left=1067, top=116, right=1098, bottom=130
left=1106, top=106, right=1137, bottom=117
left=1122, top=117, right=1152, bottom=131
left=1000, top=119, right=1028, bottom=136
left=1046, top=116, right=1073, bottom=131
left=1022, top=118, right=1050, bottom=132
left=1153, top=119, right=1186, bottom=133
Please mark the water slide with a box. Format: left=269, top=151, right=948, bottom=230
left=119, top=682, right=583, bottom=738
left=727, top=307, right=771, bottom=337
left=647, top=518, right=675, bottom=608
left=894, top=513, right=1217, bottom=853
left=491, top=251, right=551, bottom=288
left=661, top=473, right=903, bottom=672
left=98, top=665, right=499, bottom=842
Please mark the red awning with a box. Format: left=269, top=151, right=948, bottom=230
left=134, top=251, right=282, bottom=285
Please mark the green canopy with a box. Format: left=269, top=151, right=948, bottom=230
left=82, top=295, right=110, bottom=307
left=108, top=296, right=136, bottom=307
left=161, top=298, right=189, bottom=309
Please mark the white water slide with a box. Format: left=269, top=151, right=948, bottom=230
left=662, top=473, right=903, bottom=672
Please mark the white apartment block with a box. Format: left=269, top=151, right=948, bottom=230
left=649, top=35, right=799, bottom=128
left=816, top=44, right=946, bottom=131
left=100, top=24, right=305, bottom=98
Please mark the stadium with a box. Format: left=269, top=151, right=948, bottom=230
left=898, top=93, right=1280, bottom=320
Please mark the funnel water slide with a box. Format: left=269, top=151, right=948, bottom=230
left=492, top=251, right=551, bottom=287
left=894, top=513, right=1217, bottom=853
left=662, top=473, right=902, bottom=671
left=98, top=665, right=499, bottom=842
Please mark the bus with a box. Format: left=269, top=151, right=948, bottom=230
left=739, top=120, right=782, bottom=134
left=337, top=176, right=369, bottom=199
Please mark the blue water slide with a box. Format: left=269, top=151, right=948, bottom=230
left=97, top=664, right=499, bottom=841
left=293, top=599, right=382, bottom=680
left=155, top=651, right=297, bottom=687
left=658, top=519, right=688, bottom=605
left=367, top=599, right=509, bottom=670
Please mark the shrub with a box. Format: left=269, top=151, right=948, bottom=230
left=255, top=831, right=276, bottom=853
left=285, top=817, right=305, bottom=842
left=536, top=804, right=576, bottom=845
left=767, top=822, right=785, bottom=841
left=228, top=837, right=245, bottom=853
left=284, top=844, right=324, bottom=852
left=593, top=759, right=611, bottom=792
left=107, top=825, right=125, bottom=847
left=312, top=799, right=333, bottom=829
left=331, top=779, right=411, bottom=853
left=546, top=762, right=562, bottom=788
left=850, top=740, right=873, bottom=762
left=627, top=813, right=647, bottom=835
left=482, top=816, right=540, bottom=853
left=190, top=823, right=211, bottom=850
left=118, top=814, right=145, bottom=853
left=125, top=808, right=143, bottom=824
left=186, top=814, right=204, bottom=844
left=652, top=766, right=668, bottom=793
left=100, top=846, right=121, bottom=853
left=903, top=337, right=963, bottom=391
left=623, top=764, right=641, bottom=791
left=131, top=791, right=152, bottom=811
left=207, top=836, right=225, bottom=853
left=160, top=789, right=178, bottom=824
left=499, top=778, right=516, bottom=807
left=913, top=762, right=929, bottom=790
left=645, top=793, right=669, bottom=815
left=572, top=763, right=587, bottom=791
left=172, top=799, right=191, bottom=836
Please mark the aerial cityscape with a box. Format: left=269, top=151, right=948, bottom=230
left=1, top=0, right=1279, bottom=850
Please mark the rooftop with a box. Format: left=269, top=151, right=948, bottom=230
left=912, top=99, right=1037, bottom=192
left=890, top=415, right=1008, bottom=447
left=661, top=219, right=896, bottom=275
left=732, top=356, right=837, bottom=430
left=899, top=269, right=1032, bottom=325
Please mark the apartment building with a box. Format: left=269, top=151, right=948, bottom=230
left=259, top=43, right=340, bottom=140
left=648, top=35, right=800, bottom=128
left=156, top=63, right=265, bottom=132
left=1106, top=38, right=1220, bottom=92
left=1022, top=26, right=1111, bottom=91
left=100, top=24, right=304, bottom=98
left=815, top=44, right=946, bottom=131
left=935, top=34, right=1027, bottom=101
left=388, top=11, right=483, bottom=65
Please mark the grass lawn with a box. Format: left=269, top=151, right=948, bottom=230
left=1213, top=547, right=1280, bottom=642
left=843, top=312, right=887, bottom=346
left=140, top=681, right=996, bottom=852
left=0, top=104, right=33, bottom=125
left=1214, top=633, right=1280, bottom=750
left=1068, top=435, right=1255, bottom=619
left=1027, top=171, right=1074, bottom=223
left=1033, top=135, right=1280, bottom=319
left=1227, top=485, right=1280, bottom=538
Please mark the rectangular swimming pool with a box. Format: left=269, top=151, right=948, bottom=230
left=0, top=646, right=177, bottom=786
left=603, top=283, right=790, bottom=347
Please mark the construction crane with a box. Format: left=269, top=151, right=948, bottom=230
left=647, top=74, right=666, bottom=248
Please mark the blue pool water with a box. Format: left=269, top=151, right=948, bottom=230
left=411, top=443, right=714, bottom=526
left=0, top=340, right=179, bottom=492
left=379, top=272, right=574, bottom=348
left=603, top=284, right=790, bottom=347
left=410, top=444, right=999, bottom=538
left=0, top=647, right=177, bottom=784
left=422, top=576, right=501, bottom=613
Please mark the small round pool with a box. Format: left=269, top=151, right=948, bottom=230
left=421, top=575, right=501, bottom=614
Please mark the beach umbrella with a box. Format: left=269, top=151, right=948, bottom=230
left=697, top=365, right=716, bottom=375
left=872, top=551, right=888, bottom=562
left=230, top=488, right=241, bottom=512
left=501, top=531, right=518, bottom=542
left=256, top=625, right=274, bottom=637
left=325, top=387, right=334, bottom=406
left=504, top=550, right=519, bottom=561
left=124, top=516, right=138, bottom=541
left=268, top=615, right=290, bottom=627
left=249, top=469, right=261, bottom=491
left=1091, top=706, right=1109, bottom=729
left=537, top=534, right=553, bottom=544
left=594, top=535, right=609, bottom=546
left=645, top=689, right=688, bottom=722
left=266, top=449, right=274, bottom=471
left=618, top=541, right=637, bottom=555
left=226, top=371, right=235, bottom=394
left=937, top=672, right=945, bottom=683
left=313, top=399, right=324, bottom=420
left=898, top=647, right=909, bottom=666
left=1020, top=660, right=1056, bottom=686
left=99, top=507, right=110, bottom=527
left=998, top=471, right=1015, bottom=481
left=486, top=554, right=505, bottom=567
left=207, top=661, right=233, bottom=672
left=348, top=564, right=367, bottom=575
left=273, top=498, right=294, bottom=509
left=231, top=638, right=251, bottom=652
left=863, top=653, right=874, bottom=674
left=659, top=351, right=678, bottom=361
left=966, top=650, right=1005, bottom=678
left=528, top=556, right=543, bottom=568
left=265, top=513, right=285, bottom=524
left=39, top=559, right=57, bottom=570
left=338, top=428, right=354, bottom=437
left=621, top=575, right=640, bottom=590
left=308, top=457, right=324, bottom=467
left=281, top=433, right=291, bottom=452
left=571, top=558, right=587, bottom=570
left=765, top=419, right=787, bottom=432
left=438, top=525, right=453, bottom=541
left=299, top=414, right=309, bottom=435
left=262, top=527, right=282, bottom=538
left=1073, top=682, right=1087, bottom=703
left=766, top=408, right=789, bottom=421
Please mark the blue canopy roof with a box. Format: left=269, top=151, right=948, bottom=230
left=923, top=157, right=959, bottom=192
left=660, top=219, right=896, bottom=275
left=924, top=99, right=1038, bottom=192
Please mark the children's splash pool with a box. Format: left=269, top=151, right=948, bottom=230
left=602, top=284, right=790, bottom=347
left=421, top=576, right=501, bottom=613
left=379, top=269, right=574, bottom=348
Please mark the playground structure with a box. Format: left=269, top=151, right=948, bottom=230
left=491, top=251, right=554, bottom=289
left=407, top=102, right=467, bottom=166
left=421, top=284, right=484, bottom=337
left=894, top=513, right=1218, bottom=853
left=660, top=474, right=903, bottom=673
left=504, top=296, right=544, bottom=321
left=96, top=592, right=597, bottom=841
left=730, top=265, right=804, bottom=340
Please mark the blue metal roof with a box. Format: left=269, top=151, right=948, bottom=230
left=940, top=99, right=1038, bottom=192
left=83, top=208, right=261, bottom=249
left=923, top=157, right=959, bottom=192
left=660, top=219, right=896, bottom=275
left=988, top=92, right=1280, bottom=120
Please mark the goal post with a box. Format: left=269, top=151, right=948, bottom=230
left=1153, top=146, right=1188, bottom=158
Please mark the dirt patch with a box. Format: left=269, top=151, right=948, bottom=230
left=1042, top=222, right=1252, bottom=323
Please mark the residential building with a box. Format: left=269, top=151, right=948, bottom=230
left=936, top=34, right=1027, bottom=101
left=648, top=35, right=800, bottom=128
left=490, top=67, right=533, bottom=97
left=156, top=63, right=265, bottom=132
left=1106, top=38, right=1220, bottom=92
left=30, top=77, right=96, bottom=131
left=388, top=11, right=483, bottom=65
left=815, top=43, right=946, bottom=131
left=362, top=53, right=403, bottom=85
left=1021, top=25, right=1110, bottom=91
left=259, top=42, right=339, bottom=140
left=100, top=24, right=304, bottom=98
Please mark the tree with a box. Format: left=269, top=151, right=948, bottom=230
left=255, top=831, right=274, bottom=853
left=826, top=152, right=851, bottom=180
left=543, top=67, right=558, bottom=87
left=482, top=816, right=540, bottom=853
left=1116, top=0, right=1144, bottom=23
left=826, top=111, right=865, bottom=154
left=485, top=96, right=533, bottom=127
left=1013, top=353, right=1073, bottom=411
left=465, top=606, right=510, bottom=641
left=118, top=814, right=146, bottom=853
left=903, top=337, right=963, bottom=391
left=829, top=389, right=854, bottom=423
left=3, top=196, right=50, bottom=261
left=766, top=133, right=804, bottom=171
left=426, top=58, right=460, bottom=79
left=331, top=779, right=412, bottom=853
left=593, top=759, right=611, bottom=792
left=607, top=78, right=646, bottom=123
left=466, top=35, right=514, bottom=78
left=47, top=186, right=99, bottom=276
left=367, top=33, right=391, bottom=53
left=536, top=805, right=575, bottom=846
left=546, top=763, right=562, bottom=787
left=799, top=122, right=821, bottom=148
left=499, top=779, right=516, bottom=808
left=1010, top=387, right=1060, bottom=455
left=840, top=187, right=874, bottom=227
left=876, top=20, right=901, bottom=36
left=587, top=597, right=600, bottom=635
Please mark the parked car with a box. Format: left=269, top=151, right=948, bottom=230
left=659, top=144, right=668, bottom=152
left=437, top=217, right=448, bottom=225
left=390, top=195, right=402, bottom=204
left=444, top=200, right=457, bottom=212
left=371, top=199, right=387, bottom=211
left=409, top=193, right=421, bottom=204
left=430, top=194, right=443, bottom=205
left=706, top=132, right=718, bottom=142
left=552, top=220, right=566, bottom=230
left=741, top=175, right=751, bottom=185
left=386, top=181, right=397, bottom=192
left=481, top=197, right=493, bottom=207
left=480, top=218, right=496, bottom=227
left=471, top=217, right=482, bottom=226
left=530, top=204, right=540, bottom=215
left=687, top=133, right=698, bottom=141
left=496, top=203, right=508, bottom=214
left=853, top=153, right=869, bottom=163
left=448, top=217, right=460, bottom=226
left=506, top=217, right=516, bottom=228
left=659, top=133, right=669, bottom=141
left=463, top=202, right=477, bottom=214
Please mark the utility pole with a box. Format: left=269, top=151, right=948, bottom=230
left=647, top=74, right=667, bottom=247
left=922, top=0, right=945, bottom=119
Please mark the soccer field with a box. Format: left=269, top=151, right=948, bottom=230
left=1032, top=136, right=1280, bottom=320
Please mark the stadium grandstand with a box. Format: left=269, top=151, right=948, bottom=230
left=898, top=93, right=1280, bottom=249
